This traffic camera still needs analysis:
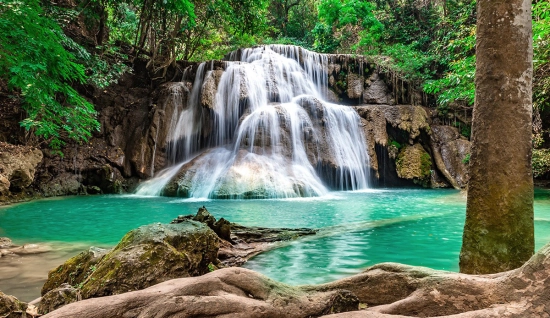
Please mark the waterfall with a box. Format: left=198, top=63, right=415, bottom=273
left=137, top=45, right=370, bottom=199
left=135, top=162, right=185, bottom=196
left=166, top=63, right=208, bottom=163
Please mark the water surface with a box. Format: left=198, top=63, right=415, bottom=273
left=1, top=188, right=550, bottom=301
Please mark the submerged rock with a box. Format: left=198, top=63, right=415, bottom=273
left=0, top=238, right=52, bottom=258
left=172, top=207, right=318, bottom=267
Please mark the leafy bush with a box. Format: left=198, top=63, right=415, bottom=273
left=0, top=0, right=99, bottom=149
left=313, top=0, right=382, bottom=53
left=533, top=0, right=550, bottom=111
left=533, top=149, right=550, bottom=178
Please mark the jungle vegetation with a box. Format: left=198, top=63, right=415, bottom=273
left=0, top=0, right=549, bottom=157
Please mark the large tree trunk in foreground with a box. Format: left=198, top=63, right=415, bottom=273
left=42, top=243, right=550, bottom=317
left=460, top=0, right=534, bottom=274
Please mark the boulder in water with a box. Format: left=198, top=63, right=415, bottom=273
left=42, top=247, right=108, bottom=296
left=42, top=222, right=219, bottom=300
left=171, top=206, right=317, bottom=267
left=0, top=237, right=13, bottom=249
left=171, top=206, right=233, bottom=242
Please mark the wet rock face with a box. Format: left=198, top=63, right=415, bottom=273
left=431, top=125, right=470, bottom=189
left=201, top=69, right=224, bottom=109
left=346, top=73, right=364, bottom=99
left=42, top=221, right=219, bottom=300
left=354, top=105, right=434, bottom=187
left=395, top=144, right=432, bottom=186
left=0, top=142, right=42, bottom=192
left=363, top=72, right=390, bottom=104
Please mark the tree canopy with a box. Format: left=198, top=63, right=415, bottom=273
left=0, top=0, right=549, bottom=152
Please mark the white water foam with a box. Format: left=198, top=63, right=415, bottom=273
left=137, top=45, right=370, bottom=198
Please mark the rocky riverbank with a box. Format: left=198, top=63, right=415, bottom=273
left=0, top=207, right=318, bottom=316
left=36, top=238, right=550, bottom=317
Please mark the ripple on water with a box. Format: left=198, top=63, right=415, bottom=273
left=1, top=189, right=550, bottom=299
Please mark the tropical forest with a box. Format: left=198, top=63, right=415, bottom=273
left=0, top=0, right=549, bottom=316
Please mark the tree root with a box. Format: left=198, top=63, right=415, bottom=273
left=43, top=244, right=550, bottom=318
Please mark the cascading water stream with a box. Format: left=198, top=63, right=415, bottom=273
left=137, top=45, right=370, bottom=199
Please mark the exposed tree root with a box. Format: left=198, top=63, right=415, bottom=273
left=43, top=244, right=550, bottom=318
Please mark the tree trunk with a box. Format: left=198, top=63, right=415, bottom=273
left=460, top=0, right=534, bottom=274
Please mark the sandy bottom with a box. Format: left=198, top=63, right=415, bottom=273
left=0, top=242, right=94, bottom=302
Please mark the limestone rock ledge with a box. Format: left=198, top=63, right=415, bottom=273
left=0, top=142, right=42, bottom=198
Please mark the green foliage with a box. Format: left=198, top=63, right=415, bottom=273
left=313, top=0, right=382, bottom=53
left=91, top=0, right=269, bottom=62
left=533, top=149, right=550, bottom=178
left=419, top=153, right=432, bottom=180
left=424, top=55, right=475, bottom=109
left=423, top=0, right=476, bottom=110
left=207, top=263, right=216, bottom=272
left=533, top=0, right=550, bottom=110
left=462, top=153, right=471, bottom=164
left=106, top=3, right=139, bottom=45
left=378, top=43, right=435, bottom=81
left=0, top=0, right=99, bottom=149
left=389, top=140, right=402, bottom=149
left=311, top=23, right=340, bottom=53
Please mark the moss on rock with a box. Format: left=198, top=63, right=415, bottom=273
left=39, top=284, right=80, bottom=315
left=0, top=291, right=27, bottom=318
left=396, top=144, right=432, bottom=186
left=42, top=221, right=219, bottom=301
left=41, top=247, right=107, bottom=296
